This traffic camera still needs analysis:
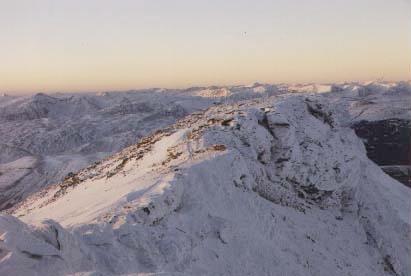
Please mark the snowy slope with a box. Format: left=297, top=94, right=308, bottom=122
left=325, top=81, right=411, bottom=186
left=324, top=81, right=411, bottom=124
left=0, top=89, right=215, bottom=210
left=1, top=81, right=410, bottom=204
left=1, top=82, right=409, bottom=210
left=1, top=94, right=409, bottom=275
left=0, top=85, right=289, bottom=210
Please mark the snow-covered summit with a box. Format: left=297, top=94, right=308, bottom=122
left=1, top=94, right=409, bottom=275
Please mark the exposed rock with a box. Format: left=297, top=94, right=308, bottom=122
left=381, top=166, right=411, bottom=188
left=352, top=119, right=410, bottom=166
left=352, top=119, right=410, bottom=186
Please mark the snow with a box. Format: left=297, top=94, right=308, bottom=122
left=2, top=81, right=409, bottom=210
left=0, top=157, right=37, bottom=192
left=0, top=90, right=214, bottom=209
left=15, top=130, right=187, bottom=228
left=325, top=81, right=411, bottom=123
left=0, top=84, right=284, bottom=209
left=1, top=91, right=410, bottom=275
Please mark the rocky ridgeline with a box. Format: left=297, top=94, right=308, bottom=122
left=1, top=82, right=410, bottom=212
left=0, top=84, right=286, bottom=211
left=1, top=94, right=409, bottom=275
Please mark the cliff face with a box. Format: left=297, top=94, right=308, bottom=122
left=1, top=94, right=409, bottom=276
left=353, top=119, right=410, bottom=187
left=352, top=119, right=410, bottom=166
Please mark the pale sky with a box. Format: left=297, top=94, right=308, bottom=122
left=1, top=0, right=410, bottom=94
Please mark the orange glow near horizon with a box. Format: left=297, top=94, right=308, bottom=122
left=1, top=0, right=410, bottom=94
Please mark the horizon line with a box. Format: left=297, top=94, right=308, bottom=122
left=2, top=78, right=411, bottom=96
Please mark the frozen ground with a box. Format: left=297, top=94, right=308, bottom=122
left=0, top=85, right=410, bottom=275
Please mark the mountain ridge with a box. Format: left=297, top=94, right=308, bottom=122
left=1, top=93, right=409, bottom=275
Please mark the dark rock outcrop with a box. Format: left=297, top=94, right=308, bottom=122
left=352, top=119, right=410, bottom=187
